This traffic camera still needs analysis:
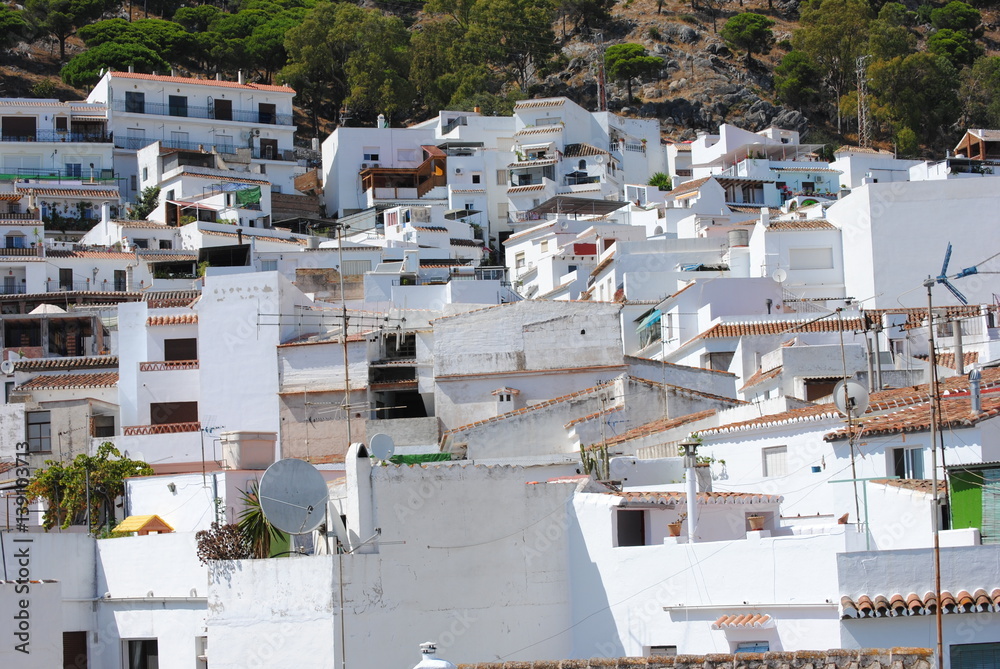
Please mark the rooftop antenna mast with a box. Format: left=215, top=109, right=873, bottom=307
left=856, top=55, right=872, bottom=149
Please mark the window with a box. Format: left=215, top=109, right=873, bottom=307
left=130, top=175, right=137, bottom=191
left=762, top=446, right=787, bottom=477
left=515, top=252, right=526, bottom=269
left=704, top=351, right=734, bottom=372
left=260, top=138, right=278, bottom=160
left=114, top=270, right=126, bottom=291
left=124, top=639, right=158, bottom=669
left=579, top=159, right=587, bottom=170
left=258, top=103, right=276, bottom=124
left=196, top=636, right=208, bottom=668
left=363, top=148, right=380, bottom=162
left=536, top=116, right=562, bottom=126
left=496, top=170, right=508, bottom=185
left=648, top=646, right=677, bottom=657
left=92, top=415, right=114, bottom=438
left=124, top=91, right=145, bottom=114
left=260, top=259, right=277, bottom=272
left=616, top=509, right=646, bottom=547
left=150, top=401, right=198, bottom=425
left=63, top=631, right=88, bottom=668
left=26, top=411, right=51, bottom=452
left=65, top=163, right=82, bottom=177
left=890, top=447, right=924, bottom=479
left=952, top=642, right=1000, bottom=668
left=5, top=381, right=13, bottom=403
left=540, top=240, right=549, bottom=253
left=215, top=134, right=234, bottom=154
left=142, top=167, right=148, bottom=182
left=164, top=338, right=198, bottom=361
left=55, top=116, right=68, bottom=131
left=132, top=238, right=148, bottom=249
left=736, top=641, right=770, bottom=653
left=567, top=264, right=577, bottom=273
left=59, top=267, right=73, bottom=291
left=472, top=173, right=481, bottom=184
left=169, top=131, right=189, bottom=148
left=168, top=95, right=188, bottom=117
left=159, top=239, right=172, bottom=250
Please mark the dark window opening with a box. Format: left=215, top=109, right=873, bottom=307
left=124, top=92, right=145, bottom=114
left=59, top=267, right=73, bottom=291
left=168, top=95, right=188, bottom=117
left=803, top=378, right=839, bottom=401
left=213, top=98, right=232, bottom=121
left=259, top=138, right=278, bottom=160
left=63, top=630, right=88, bottom=669
left=55, top=116, right=68, bottom=131
left=616, top=509, right=646, bottom=547
left=92, top=415, right=115, bottom=438
left=164, top=338, right=197, bottom=361
left=114, top=270, right=127, bottom=291
left=150, top=401, right=198, bottom=425
left=258, top=103, right=276, bottom=125
left=125, top=640, right=158, bottom=669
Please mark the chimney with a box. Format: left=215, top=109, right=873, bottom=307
left=377, top=113, right=386, bottom=128
left=216, top=73, right=221, bottom=81
left=171, top=68, right=177, bottom=77
left=412, top=642, right=457, bottom=669
left=238, top=70, right=245, bottom=85
left=128, top=65, right=134, bottom=73
left=969, top=367, right=982, bottom=416
left=760, top=206, right=770, bottom=228
left=237, top=228, right=243, bottom=246
left=101, top=201, right=111, bottom=226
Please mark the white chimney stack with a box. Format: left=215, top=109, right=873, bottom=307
left=238, top=70, right=245, bottom=85
left=412, top=642, right=456, bottom=669
left=760, top=206, right=770, bottom=228
left=969, top=367, right=982, bottom=417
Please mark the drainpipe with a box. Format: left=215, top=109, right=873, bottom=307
left=680, top=437, right=698, bottom=543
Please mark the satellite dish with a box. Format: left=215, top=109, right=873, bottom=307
left=772, top=268, right=787, bottom=284
left=369, top=433, right=395, bottom=461
left=833, top=379, right=870, bottom=419
left=595, top=155, right=605, bottom=164
left=258, top=459, right=328, bottom=535
left=0, top=360, right=14, bottom=375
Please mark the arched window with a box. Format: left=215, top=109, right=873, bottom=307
left=578, top=159, right=587, bottom=171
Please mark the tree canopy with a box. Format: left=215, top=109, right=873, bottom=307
left=720, top=13, right=775, bottom=65
left=24, top=0, right=106, bottom=61
left=605, top=43, right=662, bottom=101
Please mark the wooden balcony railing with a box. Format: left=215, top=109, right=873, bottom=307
left=139, top=360, right=199, bottom=372
left=123, top=421, right=201, bottom=436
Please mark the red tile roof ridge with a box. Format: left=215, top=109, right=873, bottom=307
left=611, top=490, right=783, bottom=504
left=18, top=371, right=118, bottom=390
left=825, top=391, right=1000, bottom=441
left=564, top=404, right=624, bottom=428
left=869, top=478, right=947, bottom=496
left=586, top=409, right=718, bottom=448
left=668, top=176, right=712, bottom=197
left=441, top=385, right=612, bottom=438
left=740, top=365, right=783, bottom=392
left=628, top=375, right=745, bottom=405
left=109, top=70, right=293, bottom=93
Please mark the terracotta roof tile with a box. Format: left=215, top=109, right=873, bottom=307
left=18, top=372, right=118, bottom=390
left=563, top=143, right=611, bottom=157
left=590, top=409, right=717, bottom=448
left=564, top=404, right=624, bottom=428
left=740, top=365, right=783, bottom=392
left=825, top=390, right=1000, bottom=441
left=870, top=479, right=947, bottom=496
left=143, top=290, right=200, bottom=309
left=669, top=176, right=712, bottom=197
left=109, top=70, right=293, bottom=93
left=514, top=99, right=566, bottom=109
left=613, top=490, right=782, bottom=506
left=202, top=230, right=305, bottom=245
left=12, top=355, right=117, bottom=372
left=727, top=205, right=782, bottom=215
left=513, top=127, right=563, bottom=136
left=698, top=318, right=865, bottom=340
left=176, top=172, right=271, bottom=185
left=841, top=590, right=995, bottom=619
left=16, top=187, right=119, bottom=198
left=915, top=351, right=979, bottom=371
left=412, top=226, right=448, bottom=232
left=508, top=184, right=547, bottom=193
left=768, top=219, right=838, bottom=231
left=589, top=254, right=615, bottom=277
left=119, top=220, right=170, bottom=229
left=450, top=238, right=482, bottom=247
left=47, top=250, right=135, bottom=260
left=146, top=314, right=198, bottom=326
left=712, top=613, right=772, bottom=629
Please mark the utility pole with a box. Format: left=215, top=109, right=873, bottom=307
left=924, top=276, right=944, bottom=669
left=592, top=30, right=607, bottom=112
left=335, top=223, right=353, bottom=445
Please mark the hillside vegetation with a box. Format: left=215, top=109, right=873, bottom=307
left=2, top=0, right=999, bottom=154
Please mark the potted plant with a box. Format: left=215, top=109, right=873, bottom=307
left=748, top=514, right=766, bottom=531
left=668, top=512, right=687, bottom=537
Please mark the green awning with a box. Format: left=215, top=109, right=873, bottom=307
left=388, top=453, right=452, bottom=465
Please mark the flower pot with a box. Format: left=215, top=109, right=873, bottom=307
left=667, top=522, right=682, bottom=537
left=748, top=515, right=765, bottom=531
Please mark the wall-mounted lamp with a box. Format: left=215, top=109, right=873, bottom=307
left=167, top=482, right=177, bottom=493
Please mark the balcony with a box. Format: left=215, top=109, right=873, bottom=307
left=46, top=280, right=121, bottom=292
left=111, top=99, right=293, bottom=126
left=138, top=360, right=199, bottom=372
left=122, top=421, right=201, bottom=436
left=1, top=167, right=116, bottom=184
left=0, top=131, right=111, bottom=144
left=0, top=284, right=26, bottom=294
left=0, top=213, right=41, bottom=220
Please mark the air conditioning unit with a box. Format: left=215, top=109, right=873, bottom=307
left=371, top=163, right=379, bottom=168
left=361, top=162, right=369, bottom=169
left=454, top=167, right=463, bottom=174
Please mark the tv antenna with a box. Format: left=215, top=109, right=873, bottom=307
left=934, top=242, right=978, bottom=304
left=258, top=459, right=328, bottom=535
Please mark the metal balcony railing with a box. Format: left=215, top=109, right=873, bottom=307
left=112, top=99, right=293, bottom=126
left=46, top=280, right=118, bottom=292
left=0, top=131, right=112, bottom=143
left=0, top=285, right=26, bottom=294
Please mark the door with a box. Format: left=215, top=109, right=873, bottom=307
left=114, top=270, right=126, bottom=291
left=258, top=103, right=276, bottom=124
left=1, top=116, right=36, bottom=141
left=259, top=138, right=278, bottom=160
left=59, top=268, right=73, bottom=291
left=124, top=91, right=145, bottom=114
left=3, top=276, right=15, bottom=294
left=213, top=98, right=232, bottom=121
left=169, top=131, right=189, bottom=149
